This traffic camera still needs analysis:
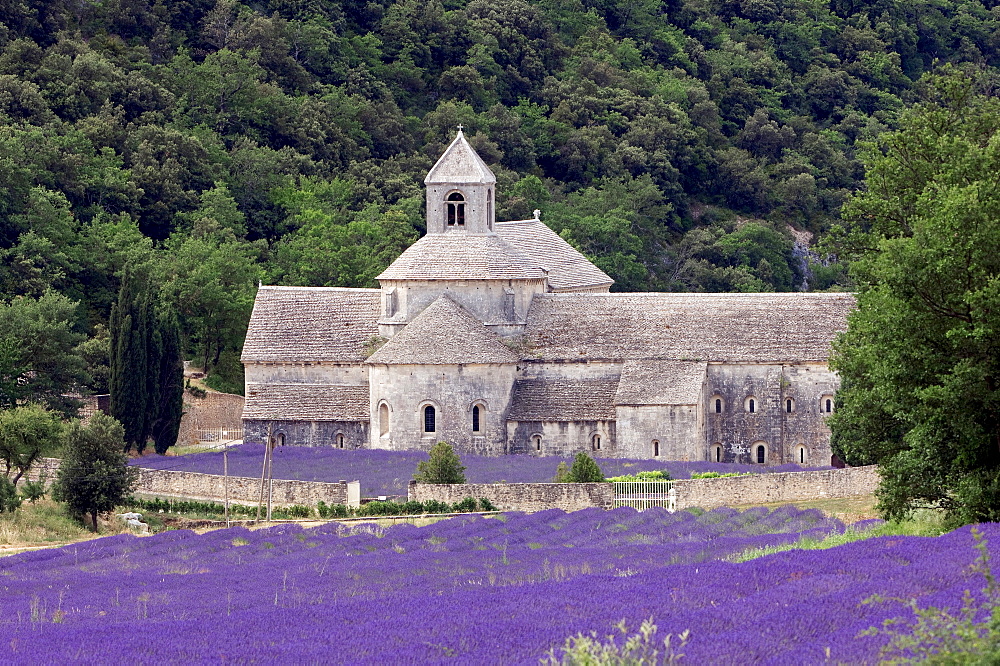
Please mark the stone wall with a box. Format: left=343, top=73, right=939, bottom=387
left=409, top=480, right=614, bottom=512
left=243, top=420, right=368, bottom=449
left=176, top=391, right=246, bottom=446
left=672, top=465, right=879, bottom=510
left=134, top=468, right=361, bottom=508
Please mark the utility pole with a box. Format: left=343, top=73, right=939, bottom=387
left=223, top=431, right=230, bottom=528
left=256, top=423, right=272, bottom=523
left=266, top=436, right=275, bottom=522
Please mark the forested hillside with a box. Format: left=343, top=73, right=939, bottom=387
left=0, top=0, right=997, bottom=400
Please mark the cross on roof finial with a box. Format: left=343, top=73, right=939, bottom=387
left=457, top=124, right=464, bottom=132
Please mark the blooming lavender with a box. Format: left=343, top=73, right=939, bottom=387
left=0, top=507, right=995, bottom=663
left=134, top=444, right=830, bottom=496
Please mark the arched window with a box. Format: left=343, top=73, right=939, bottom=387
left=336, top=433, right=345, bottom=449
left=379, top=403, right=389, bottom=437
left=472, top=405, right=481, bottom=432
left=532, top=434, right=542, bottom=451
left=423, top=405, right=436, bottom=433
left=756, top=444, right=765, bottom=464
left=275, top=433, right=285, bottom=447
left=825, top=399, right=833, bottom=413
left=748, top=398, right=755, bottom=413
left=796, top=445, right=807, bottom=464
left=652, top=440, right=660, bottom=457
left=592, top=434, right=601, bottom=451
left=446, top=192, right=465, bottom=226
left=487, top=189, right=493, bottom=230
left=712, top=443, right=722, bottom=462
left=711, top=395, right=724, bottom=414
left=715, top=399, right=722, bottom=413
left=786, top=398, right=794, bottom=413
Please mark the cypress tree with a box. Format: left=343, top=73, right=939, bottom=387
left=109, top=266, right=150, bottom=453
left=150, top=311, right=184, bottom=455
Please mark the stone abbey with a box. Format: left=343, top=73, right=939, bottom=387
left=241, top=131, right=852, bottom=465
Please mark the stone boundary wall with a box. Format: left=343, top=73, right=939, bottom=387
left=134, top=468, right=360, bottom=508
left=176, top=391, right=245, bottom=446
left=409, top=481, right=614, bottom=512
left=20, top=458, right=61, bottom=485
left=671, top=465, right=880, bottom=510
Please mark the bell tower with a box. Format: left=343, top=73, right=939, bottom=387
left=424, top=128, right=496, bottom=235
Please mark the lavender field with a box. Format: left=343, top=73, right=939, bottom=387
left=1, top=507, right=995, bottom=663
left=135, top=444, right=830, bottom=496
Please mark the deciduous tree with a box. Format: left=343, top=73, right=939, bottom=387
left=829, top=68, right=1000, bottom=526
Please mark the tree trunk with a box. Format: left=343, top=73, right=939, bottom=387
left=90, top=511, right=99, bottom=532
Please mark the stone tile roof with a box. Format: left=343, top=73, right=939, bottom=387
left=376, top=233, right=546, bottom=281
left=495, top=219, right=614, bottom=292
left=424, top=131, right=496, bottom=184
left=615, top=360, right=707, bottom=406
left=243, top=384, right=370, bottom=421
left=367, top=295, right=518, bottom=365
left=241, top=286, right=380, bottom=364
left=523, top=292, right=854, bottom=363
left=507, top=379, right=619, bottom=421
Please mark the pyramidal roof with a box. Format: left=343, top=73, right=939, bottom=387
left=376, top=233, right=546, bottom=281
left=366, top=295, right=518, bottom=365
left=425, top=130, right=496, bottom=184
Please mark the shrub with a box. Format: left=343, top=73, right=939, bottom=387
left=690, top=471, right=750, bottom=479
left=552, top=461, right=571, bottom=483
left=478, top=497, right=497, bottom=512
left=422, top=499, right=452, bottom=514
left=567, top=453, right=605, bottom=483
left=0, top=476, right=22, bottom=513
left=317, top=501, right=329, bottom=518
left=413, top=441, right=466, bottom=484
left=608, top=471, right=671, bottom=482
left=453, top=497, right=479, bottom=513
left=401, top=500, right=425, bottom=515
left=358, top=500, right=404, bottom=516
left=544, top=618, right=689, bottom=665
left=20, top=475, right=46, bottom=503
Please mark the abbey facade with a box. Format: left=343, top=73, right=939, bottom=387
left=241, top=131, right=853, bottom=466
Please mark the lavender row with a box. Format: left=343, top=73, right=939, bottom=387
left=1, top=507, right=994, bottom=662
left=133, top=444, right=830, bottom=496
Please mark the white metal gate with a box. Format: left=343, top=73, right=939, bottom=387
left=612, top=480, right=676, bottom=512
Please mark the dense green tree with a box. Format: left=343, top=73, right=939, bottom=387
left=829, top=69, right=1000, bottom=526
left=109, top=266, right=184, bottom=453
left=53, top=412, right=138, bottom=531
left=567, top=452, right=605, bottom=483
left=0, top=291, right=86, bottom=416
left=413, top=441, right=467, bottom=484
left=0, top=404, right=63, bottom=484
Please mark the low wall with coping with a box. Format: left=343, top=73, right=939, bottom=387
left=671, top=465, right=879, bottom=510
left=134, top=468, right=360, bottom=508
left=409, top=481, right=614, bottom=512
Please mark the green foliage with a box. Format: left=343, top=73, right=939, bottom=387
left=0, top=476, right=22, bottom=513
left=0, top=404, right=63, bottom=484
left=544, top=618, right=689, bottom=665
left=413, top=441, right=467, bottom=484
left=0, top=291, right=86, bottom=416
left=567, top=453, right=605, bottom=483
left=860, top=529, right=1000, bottom=664
left=53, top=413, right=138, bottom=531
left=109, top=266, right=183, bottom=454
left=689, top=472, right=750, bottom=479
left=608, top=471, right=672, bottom=482
left=20, top=475, right=47, bottom=503
left=552, top=461, right=571, bottom=483
left=829, top=68, right=1000, bottom=526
